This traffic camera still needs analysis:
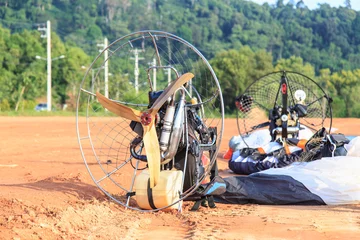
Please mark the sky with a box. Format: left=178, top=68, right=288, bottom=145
left=250, top=0, right=360, bottom=11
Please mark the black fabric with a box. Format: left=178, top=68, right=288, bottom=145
left=305, top=128, right=350, bottom=161
left=228, top=148, right=265, bottom=175
left=184, top=165, right=223, bottom=210
left=184, top=176, right=226, bottom=201
left=214, top=174, right=325, bottom=205
left=174, top=108, right=210, bottom=192
left=274, top=148, right=302, bottom=167
left=172, top=109, right=201, bottom=192
left=175, top=148, right=198, bottom=192
left=228, top=148, right=302, bottom=175
left=322, top=133, right=350, bottom=157
left=174, top=108, right=219, bottom=207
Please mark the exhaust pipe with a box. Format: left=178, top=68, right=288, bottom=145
left=161, top=90, right=186, bottom=164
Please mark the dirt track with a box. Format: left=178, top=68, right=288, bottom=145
left=0, top=117, right=359, bottom=239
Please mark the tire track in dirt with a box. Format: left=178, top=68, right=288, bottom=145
left=129, top=211, right=195, bottom=240
left=130, top=203, right=243, bottom=240
left=126, top=210, right=226, bottom=240
left=154, top=204, right=257, bottom=240
left=180, top=204, right=261, bottom=240
left=188, top=217, right=225, bottom=240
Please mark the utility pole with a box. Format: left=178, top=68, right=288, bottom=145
left=130, top=49, right=144, bottom=94
left=38, top=20, right=52, bottom=111
left=166, top=38, right=172, bottom=87
left=104, top=38, right=109, bottom=98
left=151, top=58, right=157, bottom=91
left=167, top=68, right=171, bottom=85
left=46, top=21, right=51, bottom=111
left=97, top=37, right=109, bottom=98
left=189, top=78, right=193, bottom=97
left=91, top=69, right=95, bottom=100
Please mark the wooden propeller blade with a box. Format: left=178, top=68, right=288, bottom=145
left=141, top=72, right=193, bottom=187
left=96, top=92, right=141, bottom=122
left=142, top=120, right=160, bottom=188
left=150, top=72, right=194, bottom=113
left=97, top=73, right=193, bottom=188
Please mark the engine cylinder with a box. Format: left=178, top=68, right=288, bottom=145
left=159, top=105, right=175, bottom=152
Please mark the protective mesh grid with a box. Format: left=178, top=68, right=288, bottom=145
left=237, top=71, right=332, bottom=139
left=76, top=31, right=224, bottom=210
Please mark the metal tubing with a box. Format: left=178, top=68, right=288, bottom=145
left=161, top=90, right=186, bottom=163
left=159, top=105, right=176, bottom=152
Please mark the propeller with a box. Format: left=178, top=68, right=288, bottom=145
left=96, top=72, right=194, bottom=188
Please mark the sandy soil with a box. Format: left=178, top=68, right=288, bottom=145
left=0, top=117, right=359, bottom=239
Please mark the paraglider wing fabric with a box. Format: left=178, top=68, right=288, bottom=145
left=215, top=174, right=325, bottom=205
left=262, top=156, right=360, bottom=205
left=345, top=137, right=360, bottom=157
left=216, top=137, right=360, bottom=205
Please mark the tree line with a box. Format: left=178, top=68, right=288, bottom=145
left=0, top=0, right=359, bottom=117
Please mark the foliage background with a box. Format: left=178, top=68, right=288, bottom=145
left=0, top=0, right=359, bottom=117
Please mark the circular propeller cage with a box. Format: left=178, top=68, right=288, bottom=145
left=76, top=31, right=224, bottom=211
left=236, top=71, right=332, bottom=145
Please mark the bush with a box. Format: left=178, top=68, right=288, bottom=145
left=0, top=99, right=11, bottom=111
left=19, top=100, right=37, bottom=111
left=331, top=97, right=347, bottom=117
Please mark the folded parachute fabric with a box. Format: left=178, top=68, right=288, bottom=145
left=217, top=156, right=360, bottom=205
left=223, top=130, right=271, bottom=160
left=228, top=142, right=303, bottom=175
left=228, top=125, right=313, bottom=151
left=215, top=173, right=326, bottom=205
left=345, top=136, right=360, bottom=157
left=224, top=125, right=313, bottom=160
left=228, top=129, right=272, bottom=151
left=227, top=129, right=353, bottom=175
left=262, top=156, right=360, bottom=205
left=215, top=138, right=360, bottom=205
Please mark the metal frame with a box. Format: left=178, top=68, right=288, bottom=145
left=236, top=71, right=333, bottom=147
left=76, top=30, right=224, bottom=212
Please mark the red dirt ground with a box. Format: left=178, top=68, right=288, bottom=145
left=0, top=117, right=359, bottom=239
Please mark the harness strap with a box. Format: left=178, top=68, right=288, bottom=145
left=207, top=196, right=216, bottom=208
left=190, top=198, right=204, bottom=211
left=189, top=160, right=219, bottom=211
left=190, top=196, right=216, bottom=211
left=147, top=179, right=157, bottom=209
left=126, top=192, right=136, bottom=197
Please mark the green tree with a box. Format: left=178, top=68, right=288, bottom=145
left=210, top=46, right=273, bottom=113
left=1, top=0, right=360, bottom=116
left=275, top=56, right=315, bottom=78
left=0, top=28, right=46, bottom=109
left=344, top=0, right=351, bottom=9
left=329, top=69, right=360, bottom=117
